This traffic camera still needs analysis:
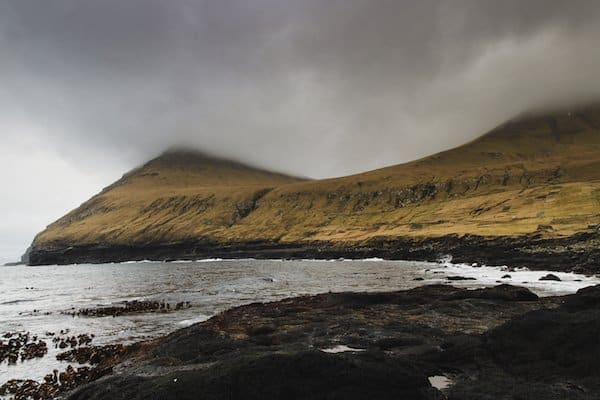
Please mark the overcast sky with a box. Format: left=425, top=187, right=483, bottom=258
left=1, top=0, right=600, bottom=263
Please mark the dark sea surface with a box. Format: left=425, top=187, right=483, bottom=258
left=1, top=258, right=598, bottom=386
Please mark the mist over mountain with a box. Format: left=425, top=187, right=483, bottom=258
left=2, top=1, right=600, bottom=262
left=2, top=1, right=600, bottom=177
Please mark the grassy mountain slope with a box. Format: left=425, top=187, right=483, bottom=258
left=33, top=104, right=600, bottom=252
left=33, top=150, right=306, bottom=246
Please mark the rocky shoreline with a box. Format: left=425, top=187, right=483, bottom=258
left=27, top=231, right=600, bottom=274
left=3, top=283, right=600, bottom=399
left=53, top=283, right=600, bottom=399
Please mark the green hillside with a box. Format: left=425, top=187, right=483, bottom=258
left=32, top=104, right=600, bottom=252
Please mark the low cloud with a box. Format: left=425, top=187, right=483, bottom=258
left=1, top=0, right=599, bottom=260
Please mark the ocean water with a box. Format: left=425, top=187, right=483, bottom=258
left=1, top=258, right=598, bottom=386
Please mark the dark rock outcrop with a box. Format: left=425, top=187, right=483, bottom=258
left=27, top=232, right=600, bottom=275
left=62, top=284, right=600, bottom=400
left=539, top=273, right=561, bottom=281
left=69, top=351, right=442, bottom=400
left=446, top=276, right=476, bottom=281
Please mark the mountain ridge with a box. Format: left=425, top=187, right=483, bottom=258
left=26, top=102, right=600, bottom=269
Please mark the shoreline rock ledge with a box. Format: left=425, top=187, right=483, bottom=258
left=26, top=232, right=600, bottom=275
left=65, top=283, right=600, bottom=400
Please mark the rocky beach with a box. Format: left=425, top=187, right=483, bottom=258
left=3, top=259, right=599, bottom=399
left=5, top=282, right=600, bottom=399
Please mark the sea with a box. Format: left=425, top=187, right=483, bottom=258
left=1, top=258, right=599, bottom=387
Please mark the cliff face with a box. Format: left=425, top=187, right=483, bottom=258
left=28, top=104, right=600, bottom=265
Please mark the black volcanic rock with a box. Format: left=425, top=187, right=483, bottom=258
left=486, top=306, right=600, bottom=381
left=446, top=275, right=476, bottom=281
left=563, top=285, right=600, bottom=310
left=442, top=285, right=600, bottom=399
left=539, top=273, right=561, bottom=281
left=68, top=351, right=442, bottom=400
left=446, top=284, right=539, bottom=302
left=64, top=284, right=600, bottom=400
left=27, top=233, right=600, bottom=276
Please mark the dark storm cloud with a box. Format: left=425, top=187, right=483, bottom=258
left=2, top=0, right=600, bottom=178
left=2, top=0, right=600, bottom=261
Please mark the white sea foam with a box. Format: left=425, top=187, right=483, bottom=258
left=320, top=345, right=366, bottom=353
left=121, top=259, right=154, bottom=264
left=426, top=262, right=600, bottom=296
left=428, top=375, right=452, bottom=390
left=177, top=315, right=210, bottom=327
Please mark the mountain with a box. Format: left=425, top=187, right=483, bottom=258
left=27, top=104, right=600, bottom=269
left=31, top=149, right=306, bottom=249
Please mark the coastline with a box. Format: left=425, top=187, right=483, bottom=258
left=3, top=276, right=600, bottom=399
left=5, top=258, right=598, bottom=394
left=27, top=231, right=600, bottom=274
left=46, top=284, right=600, bottom=399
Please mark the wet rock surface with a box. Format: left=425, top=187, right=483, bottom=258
left=56, top=344, right=132, bottom=365
left=539, top=273, right=561, bottom=281
left=51, top=333, right=94, bottom=350
left=445, top=276, right=476, bottom=281
left=0, top=333, right=48, bottom=365
left=0, top=330, right=142, bottom=400
left=61, top=300, right=191, bottom=318
left=0, top=365, right=98, bottom=400
left=62, top=284, right=600, bottom=400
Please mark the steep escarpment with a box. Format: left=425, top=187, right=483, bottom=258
left=28, top=104, right=600, bottom=266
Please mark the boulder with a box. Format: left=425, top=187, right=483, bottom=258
left=539, top=274, right=561, bottom=281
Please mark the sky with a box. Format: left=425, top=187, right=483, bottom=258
left=1, top=0, right=600, bottom=263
